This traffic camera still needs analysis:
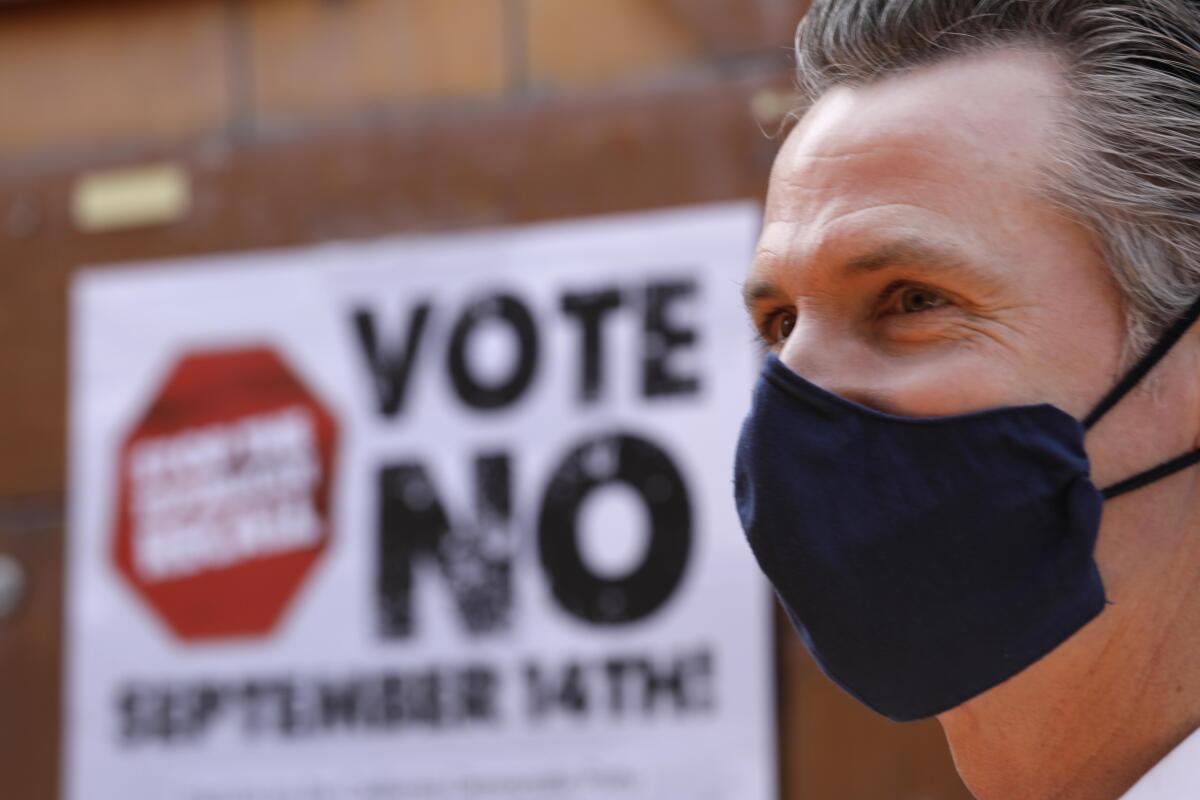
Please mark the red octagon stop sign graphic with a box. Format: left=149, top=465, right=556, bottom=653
left=112, top=346, right=338, bottom=641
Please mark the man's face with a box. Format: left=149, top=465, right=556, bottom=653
left=747, top=47, right=1195, bottom=491
left=745, top=48, right=1200, bottom=710
left=748, top=49, right=1126, bottom=416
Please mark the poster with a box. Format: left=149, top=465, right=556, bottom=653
left=66, top=202, right=775, bottom=800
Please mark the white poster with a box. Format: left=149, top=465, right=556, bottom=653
left=66, top=202, right=775, bottom=800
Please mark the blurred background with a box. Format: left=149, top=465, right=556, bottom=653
left=0, top=1, right=972, bottom=798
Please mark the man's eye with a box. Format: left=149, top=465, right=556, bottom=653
left=894, top=286, right=949, bottom=314
left=767, top=312, right=797, bottom=343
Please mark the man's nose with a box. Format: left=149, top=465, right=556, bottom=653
left=777, top=322, right=899, bottom=414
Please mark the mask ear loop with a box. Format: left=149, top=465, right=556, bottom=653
left=1083, top=294, right=1200, bottom=500
left=1100, top=450, right=1200, bottom=500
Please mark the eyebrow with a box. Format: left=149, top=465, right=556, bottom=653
left=741, top=236, right=987, bottom=315
left=844, top=238, right=972, bottom=275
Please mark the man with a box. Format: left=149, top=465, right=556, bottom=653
left=733, top=1, right=1200, bottom=798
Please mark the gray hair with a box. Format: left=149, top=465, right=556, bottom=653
left=793, top=0, right=1200, bottom=356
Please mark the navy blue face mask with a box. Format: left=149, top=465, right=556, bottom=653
left=734, top=296, right=1200, bottom=722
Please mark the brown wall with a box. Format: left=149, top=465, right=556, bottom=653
left=0, top=2, right=972, bottom=798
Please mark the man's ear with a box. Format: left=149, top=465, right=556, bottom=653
left=1183, top=326, right=1200, bottom=452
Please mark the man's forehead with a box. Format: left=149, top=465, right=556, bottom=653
left=765, top=47, right=1067, bottom=226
